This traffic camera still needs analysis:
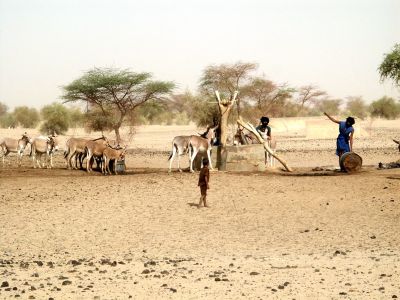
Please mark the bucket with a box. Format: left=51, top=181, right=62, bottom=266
left=339, top=152, right=362, bottom=173
left=115, top=159, right=126, bottom=174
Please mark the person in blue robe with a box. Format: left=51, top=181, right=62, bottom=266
left=324, top=112, right=355, bottom=168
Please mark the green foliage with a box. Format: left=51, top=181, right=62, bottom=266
left=346, top=96, right=368, bottom=120
left=136, top=100, right=169, bottom=125
left=62, top=67, right=174, bottom=140
left=191, top=95, right=219, bottom=127
left=369, top=96, right=400, bottom=119
left=174, top=111, right=190, bottom=125
left=84, top=107, right=115, bottom=133
left=68, top=107, right=85, bottom=128
left=40, top=103, right=70, bottom=134
left=0, top=113, right=17, bottom=128
left=0, top=102, right=7, bottom=116
left=13, top=106, right=40, bottom=128
left=379, top=44, right=400, bottom=86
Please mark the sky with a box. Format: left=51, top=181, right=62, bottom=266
left=0, top=0, right=399, bottom=110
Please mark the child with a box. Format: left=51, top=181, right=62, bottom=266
left=198, top=158, right=210, bottom=208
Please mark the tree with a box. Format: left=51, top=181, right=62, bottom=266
left=135, top=100, right=170, bottom=125
left=68, top=107, right=85, bottom=128
left=346, top=96, right=368, bottom=119
left=167, top=92, right=218, bottom=127
left=13, top=106, right=40, bottom=128
left=379, top=44, right=400, bottom=87
left=40, top=103, right=70, bottom=134
left=369, top=96, right=400, bottom=119
left=0, top=113, right=16, bottom=128
left=242, top=77, right=295, bottom=119
left=295, top=85, right=327, bottom=114
left=84, top=106, right=115, bottom=133
left=0, top=102, right=7, bottom=116
left=62, top=67, right=175, bottom=142
left=200, top=62, right=258, bottom=117
left=314, top=98, right=342, bottom=115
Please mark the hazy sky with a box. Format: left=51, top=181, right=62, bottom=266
left=0, top=0, right=399, bottom=110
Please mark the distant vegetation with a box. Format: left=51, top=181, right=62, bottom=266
left=1, top=59, right=399, bottom=131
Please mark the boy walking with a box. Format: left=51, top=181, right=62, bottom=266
left=198, top=158, right=210, bottom=208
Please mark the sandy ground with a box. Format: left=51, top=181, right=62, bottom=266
left=1, top=117, right=399, bottom=299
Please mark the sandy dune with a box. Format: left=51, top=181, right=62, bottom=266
left=0, top=117, right=399, bottom=299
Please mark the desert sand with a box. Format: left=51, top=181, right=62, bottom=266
left=0, top=117, right=399, bottom=299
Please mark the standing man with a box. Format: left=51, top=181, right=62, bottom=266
left=324, top=112, right=355, bottom=169
left=256, top=116, right=271, bottom=141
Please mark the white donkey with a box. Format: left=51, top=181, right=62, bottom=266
left=188, top=125, right=217, bottom=172
left=30, top=135, right=59, bottom=168
left=168, top=136, right=191, bottom=172
left=0, top=133, right=31, bottom=167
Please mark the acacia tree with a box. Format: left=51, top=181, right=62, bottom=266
left=379, top=44, right=400, bottom=87
left=200, top=62, right=258, bottom=118
left=296, top=85, right=327, bottom=114
left=62, top=67, right=175, bottom=142
left=242, top=77, right=295, bottom=119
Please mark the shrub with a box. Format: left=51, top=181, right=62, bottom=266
left=346, top=97, right=368, bottom=120
left=13, top=106, right=40, bottom=128
left=369, top=96, right=400, bottom=119
left=40, top=103, right=70, bottom=134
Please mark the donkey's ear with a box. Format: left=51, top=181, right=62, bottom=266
left=393, top=139, right=400, bottom=145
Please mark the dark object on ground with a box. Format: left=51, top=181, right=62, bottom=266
left=115, top=159, right=126, bottom=174
left=378, top=160, right=400, bottom=169
left=339, top=152, right=362, bottom=173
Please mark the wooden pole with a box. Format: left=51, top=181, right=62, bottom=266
left=237, top=117, right=293, bottom=172
left=215, top=90, right=236, bottom=171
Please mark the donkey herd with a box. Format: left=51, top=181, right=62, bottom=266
left=0, top=125, right=219, bottom=174
left=0, top=133, right=126, bottom=175
left=1, top=128, right=399, bottom=174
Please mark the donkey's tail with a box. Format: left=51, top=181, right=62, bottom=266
left=168, top=143, right=178, bottom=161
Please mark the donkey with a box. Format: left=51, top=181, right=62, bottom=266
left=188, top=125, right=217, bottom=172
left=102, top=145, right=126, bottom=175
left=394, top=139, right=400, bottom=152
left=85, top=136, right=109, bottom=172
left=30, top=135, right=58, bottom=168
left=0, top=133, right=31, bottom=167
left=168, top=136, right=191, bottom=172
left=64, top=137, right=90, bottom=169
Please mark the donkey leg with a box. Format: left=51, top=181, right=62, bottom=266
left=1, top=153, right=6, bottom=167
left=17, top=152, right=22, bottom=167
left=168, top=147, right=176, bottom=173
left=4, top=151, right=10, bottom=166
left=207, top=150, right=213, bottom=170
left=189, top=149, right=198, bottom=173
left=86, top=153, right=91, bottom=172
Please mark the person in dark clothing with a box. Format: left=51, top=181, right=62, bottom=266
left=198, top=158, right=210, bottom=208
left=256, top=116, right=272, bottom=141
